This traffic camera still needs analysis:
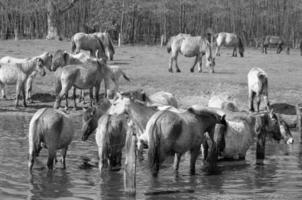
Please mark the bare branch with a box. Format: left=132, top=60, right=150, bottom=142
left=59, top=0, right=79, bottom=14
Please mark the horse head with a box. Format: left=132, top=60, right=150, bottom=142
left=35, top=58, right=46, bottom=76
left=120, top=89, right=148, bottom=102
left=108, top=92, right=130, bottom=115
left=81, top=107, right=98, bottom=141
left=276, top=114, right=294, bottom=144
left=51, top=50, right=69, bottom=71
left=40, top=52, right=53, bottom=71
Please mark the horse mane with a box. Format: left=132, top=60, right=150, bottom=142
left=106, top=33, right=115, bottom=54
left=93, top=35, right=106, bottom=56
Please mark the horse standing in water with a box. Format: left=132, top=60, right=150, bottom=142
left=262, top=36, right=284, bottom=54
left=145, top=108, right=226, bottom=177
left=0, top=58, right=46, bottom=107
left=166, top=33, right=215, bottom=73
left=248, top=67, right=269, bottom=112
left=28, top=108, right=74, bottom=172
left=215, top=32, right=244, bottom=57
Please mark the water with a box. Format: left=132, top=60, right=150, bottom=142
left=1, top=114, right=302, bottom=200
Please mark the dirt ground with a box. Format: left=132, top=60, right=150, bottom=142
left=0, top=39, right=301, bottom=116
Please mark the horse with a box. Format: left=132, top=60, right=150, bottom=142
left=248, top=67, right=269, bottom=112
left=262, top=36, right=284, bottom=54
left=71, top=32, right=107, bottom=60
left=145, top=108, right=226, bottom=177
left=215, top=32, right=244, bottom=57
left=121, top=89, right=178, bottom=108
left=0, top=58, right=46, bottom=107
left=210, top=109, right=292, bottom=160
left=53, top=58, right=109, bottom=109
left=28, top=108, right=74, bottom=171
left=0, top=52, right=53, bottom=102
left=92, top=32, right=115, bottom=60
left=52, top=50, right=127, bottom=106
left=166, top=33, right=215, bottom=73
left=253, top=37, right=264, bottom=48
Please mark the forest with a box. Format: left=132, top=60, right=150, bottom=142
left=0, top=0, right=301, bottom=47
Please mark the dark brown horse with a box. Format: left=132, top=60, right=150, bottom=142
left=262, top=36, right=285, bottom=54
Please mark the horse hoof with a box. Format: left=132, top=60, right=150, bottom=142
left=176, top=70, right=181, bottom=73
left=168, top=69, right=173, bottom=73
left=190, top=69, right=194, bottom=73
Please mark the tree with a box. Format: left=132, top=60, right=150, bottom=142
left=46, top=0, right=79, bottom=40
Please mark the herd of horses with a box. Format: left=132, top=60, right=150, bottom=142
left=0, top=31, right=297, bottom=180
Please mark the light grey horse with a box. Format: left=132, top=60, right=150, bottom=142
left=0, top=52, right=52, bottom=102
left=215, top=32, right=244, bottom=57
left=0, top=58, right=46, bottom=107
left=166, top=33, right=215, bottom=73
left=71, top=32, right=107, bottom=60
left=28, top=108, right=74, bottom=171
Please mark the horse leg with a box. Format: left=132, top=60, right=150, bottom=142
left=0, top=82, right=6, bottom=99
left=232, top=47, right=237, bottom=57
left=72, top=87, right=77, bottom=110
left=190, top=147, right=200, bottom=175
left=47, top=150, right=56, bottom=170
left=202, top=139, right=209, bottom=160
left=198, top=55, right=203, bottom=73
left=263, top=95, right=270, bottom=111
left=173, top=52, right=181, bottom=73
left=15, top=81, right=22, bottom=107
left=256, top=94, right=261, bottom=112
left=61, top=147, right=68, bottom=169
left=249, top=90, right=255, bottom=112
left=54, top=82, right=71, bottom=109
left=26, top=76, right=33, bottom=103
left=173, top=153, right=182, bottom=172
left=190, top=56, right=198, bottom=73
left=21, top=83, right=27, bottom=107
left=168, top=56, right=174, bottom=73
left=204, top=132, right=217, bottom=171
left=98, top=147, right=106, bottom=173
left=89, top=88, right=93, bottom=107
left=216, top=45, right=221, bottom=56
left=94, top=84, right=100, bottom=104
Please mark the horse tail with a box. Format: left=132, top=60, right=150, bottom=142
left=28, top=108, right=48, bottom=157
left=71, top=36, right=76, bottom=53
left=147, top=111, right=166, bottom=177
left=121, top=71, right=130, bottom=82
left=107, top=34, right=115, bottom=54
left=166, top=37, right=173, bottom=53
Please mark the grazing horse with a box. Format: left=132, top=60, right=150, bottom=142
left=92, top=32, right=115, bottom=61
left=53, top=59, right=109, bottom=109
left=215, top=32, right=244, bottom=57
left=262, top=36, right=284, bottom=54
left=0, top=58, right=46, bottom=107
left=28, top=108, right=74, bottom=171
left=248, top=67, right=269, bottom=112
left=166, top=33, right=215, bottom=73
left=0, top=52, right=53, bottom=102
left=121, top=89, right=178, bottom=108
left=71, top=32, right=106, bottom=60
left=145, top=108, right=226, bottom=177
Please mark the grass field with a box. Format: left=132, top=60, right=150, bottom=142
left=0, top=39, right=301, bottom=115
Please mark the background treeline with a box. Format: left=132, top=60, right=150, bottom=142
left=0, top=0, right=302, bottom=47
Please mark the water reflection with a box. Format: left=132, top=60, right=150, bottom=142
left=1, top=114, right=302, bottom=199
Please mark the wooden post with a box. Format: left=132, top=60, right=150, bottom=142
left=124, top=122, right=137, bottom=196
left=296, top=104, right=302, bottom=143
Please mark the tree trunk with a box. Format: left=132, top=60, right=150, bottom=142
left=46, top=0, right=60, bottom=40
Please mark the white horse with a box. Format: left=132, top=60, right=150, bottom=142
left=28, top=108, right=74, bottom=171
left=0, top=52, right=52, bottom=102
left=248, top=67, right=269, bottom=112
left=0, top=58, right=46, bottom=107
left=166, top=33, right=215, bottom=73
left=215, top=32, right=244, bottom=57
